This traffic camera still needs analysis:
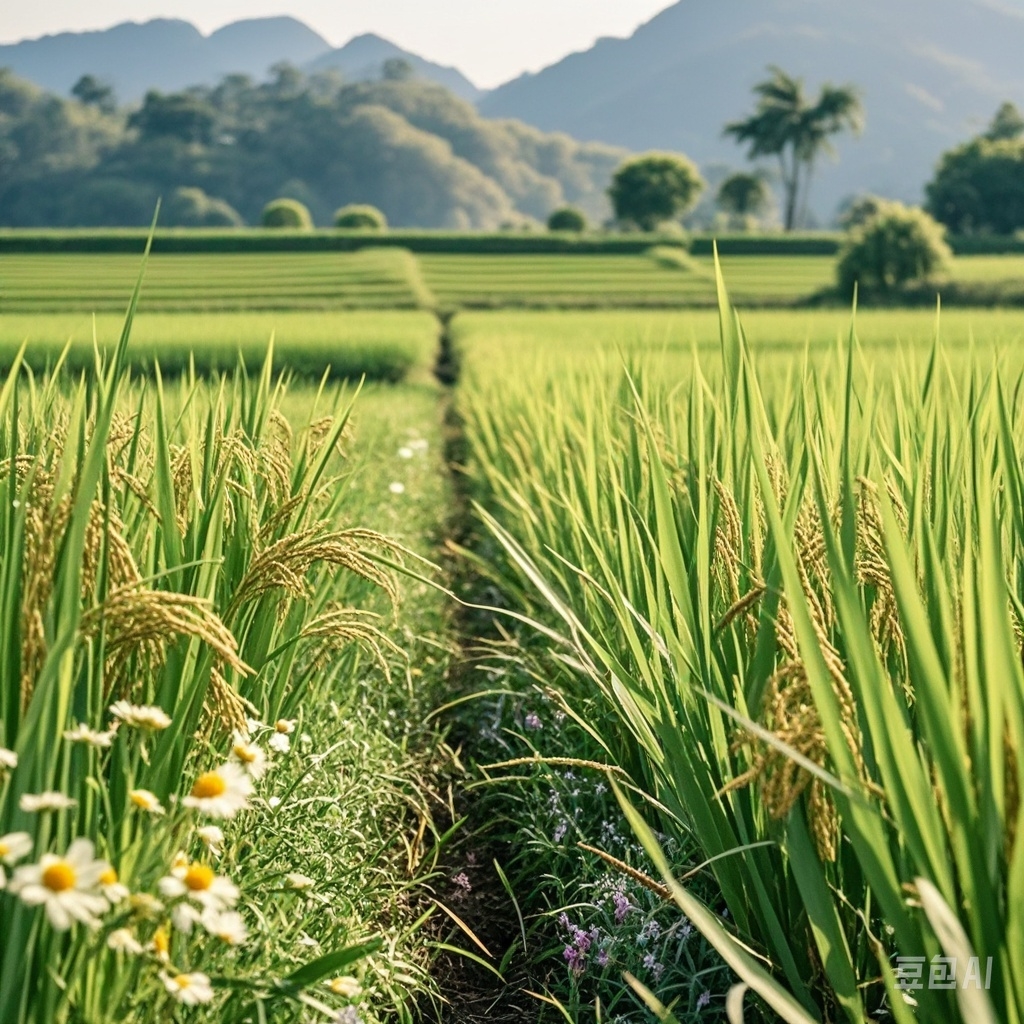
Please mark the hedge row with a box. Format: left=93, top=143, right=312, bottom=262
left=1, top=229, right=1020, bottom=257
left=0, top=229, right=667, bottom=255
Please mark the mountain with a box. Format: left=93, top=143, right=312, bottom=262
left=306, top=34, right=481, bottom=103
left=0, top=19, right=481, bottom=105
left=0, top=18, right=331, bottom=101
left=480, top=0, right=1024, bottom=219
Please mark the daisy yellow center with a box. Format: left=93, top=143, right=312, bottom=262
left=42, top=861, right=77, bottom=893
left=175, top=975, right=193, bottom=990
left=233, top=744, right=257, bottom=764
left=191, top=772, right=226, bottom=799
left=183, top=864, right=215, bottom=891
left=153, top=928, right=169, bottom=955
left=275, top=721, right=290, bottom=733
left=100, top=868, right=118, bottom=886
left=0, top=842, right=8, bottom=857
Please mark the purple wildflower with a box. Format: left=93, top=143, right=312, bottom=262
left=524, top=712, right=542, bottom=730
left=612, top=891, right=632, bottom=923
left=451, top=872, right=472, bottom=893
left=642, top=953, right=664, bottom=981
left=553, top=822, right=568, bottom=842
left=697, top=991, right=711, bottom=1010
left=563, top=944, right=586, bottom=973
left=595, top=948, right=610, bottom=968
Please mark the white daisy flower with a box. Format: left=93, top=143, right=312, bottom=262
left=19, top=791, right=77, bottom=813
left=0, top=748, right=19, bottom=770
left=108, top=701, right=171, bottom=731
left=99, top=866, right=129, bottom=903
left=268, top=732, right=290, bottom=753
left=107, top=927, right=144, bottom=954
left=230, top=732, right=268, bottom=779
left=63, top=723, right=116, bottom=747
left=202, top=908, right=248, bottom=945
left=275, top=719, right=296, bottom=735
left=170, top=902, right=203, bottom=933
left=129, top=789, right=165, bottom=815
left=160, top=971, right=214, bottom=1006
left=8, top=838, right=110, bottom=930
left=328, top=976, right=362, bottom=997
left=285, top=872, right=315, bottom=890
left=182, top=762, right=252, bottom=819
left=267, top=796, right=282, bottom=808
left=397, top=446, right=414, bottom=459
left=388, top=481, right=405, bottom=495
left=197, top=825, right=225, bottom=858
left=149, top=926, right=171, bottom=961
left=245, top=717, right=267, bottom=735
left=0, top=831, right=33, bottom=886
left=158, top=860, right=239, bottom=912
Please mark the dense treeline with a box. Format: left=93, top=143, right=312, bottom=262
left=0, top=66, right=627, bottom=229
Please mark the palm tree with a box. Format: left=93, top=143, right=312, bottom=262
left=725, top=67, right=863, bottom=231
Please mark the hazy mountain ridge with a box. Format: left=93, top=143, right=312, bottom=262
left=0, top=18, right=480, bottom=104
left=481, top=0, right=1024, bottom=216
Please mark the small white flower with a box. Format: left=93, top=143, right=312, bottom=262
left=8, top=838, right=110, bottom=930
left=409, top=437, right=429, bottom=453
left=269, top=732, right=290, bottom=753
left=108, top=701, right=171, bottom=732
left=158, top=860, right=239, bottom=912
left=230, top=732, right=268, bottom=779
left=19, top=791, right=77, bottom=813
left=245, top=717, right=267, bottom=735
left=171, top=902, right=203, bottom=933
left=267, top=796, right=282, bottom=809
left=0, top=831, right=33, bottom=887
left=182, top=762, right=252, bottom=819
left=99, top=866, right=129, bottom=903
left=274, top=719, right=296, bottom=735
left=129, top=789, right=165, bottom=815
left=63, top=723, right=116, bottom=748
left=328, top=976, right=362, bottom=997
left=160, top=971, right=214, bottom=1006
left=0, top=748, right=18, bottom=770
left=388, top=481, right=405, bottom=495
left=285, top=872, right=315, bottom=890
left=398, top=446, right=414, bottom=459
left=197, top=825, right=225, bottom=858
left=107, top=927, right=144, bottom=954
left=202, top=908, right=248, bottom=945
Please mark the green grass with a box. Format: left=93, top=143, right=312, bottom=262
left=0, top=248, right=432, bottom=312
left=0, top=310, right=439, bottom=381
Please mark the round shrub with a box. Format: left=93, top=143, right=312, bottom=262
left=836, top=202, right=952, bottom=296
left=261, top=197, right=313, bottom=229
left=334, top=204, right=388, bottom=230
left=166, top=187, right=243, bottom=227
left=547, top=207, right=588, bottom=232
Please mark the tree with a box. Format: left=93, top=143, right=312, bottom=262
left=985, top=101, right=1024, bottom=142
left=128, top=91, right=216, bottom=145
left=334, top=204, right=387, bottom=229
left=608, top=153, right=703, bottom=231
left=382, top=58, right=414, bottom=82
left=716, top=173, right=771, bottom=229
left=725, top=66, right=863, bottom=231
left=836, top=201, right=951, bottom=297
left=547, top=207, right=588, bottom=232
left=261, top=198, right=313, bottom=229
left=837, top=193, right=888, bottom=230
left=71, top=75, right=115, bottom=114
left=926, top=136, right=1024, bottom=234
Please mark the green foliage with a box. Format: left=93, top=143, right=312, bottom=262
left=927, top=132, right=1024, bottom=235
left=984, top=101, right=1024, bottom=142
left=333, top=203, right=388, bottom=230
left=609, top=153, right=704, bottom=232
left=547, top=207, right=588, bottom=232
left=261, top=197, right=314, bottom=229
left=0, top=68, right=628, bottom=230
left=716, top=172, right=773, bottom=230
left=164, top=187, right=243, bottom=227
left=70, top=74, right=115, bottom=114
left=837, top=193, right=888, bottom=230
left=837, top=201, right=952, bottom=295
left=725, top=66, right=863, bottom=231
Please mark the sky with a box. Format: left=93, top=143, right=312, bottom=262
left=0, top=1, right=674, bottom=88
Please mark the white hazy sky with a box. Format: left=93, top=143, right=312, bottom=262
left=1, top=2, right=674, bottom=88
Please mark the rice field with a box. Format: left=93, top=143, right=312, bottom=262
left=3, top=243, right=1024, bottom=1024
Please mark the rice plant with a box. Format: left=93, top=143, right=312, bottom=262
left=0, top=266, right=439, bottom=1021
left=460, top=264, right=1024, bottom=1022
